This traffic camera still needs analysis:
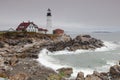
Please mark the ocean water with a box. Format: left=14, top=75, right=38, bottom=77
left=37, top=31, right=120, bottom=78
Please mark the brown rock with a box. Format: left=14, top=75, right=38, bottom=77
left=0, top=41, right=4, bottom=48
left=93, top=71, right=101, bottom=77
left=93, top=71, right=108, bottom=80
left=76, top=72, right=84, bottom=80
left=85, top=74, right=101, bottom=80
left=110, top=65, right=120, bottom=79
left=9, top=72, right=29, bottom=80
left=100, top=72, right=111, bottom=80
left=0, top=69, right=8, bottom=78
left=10, top=56, right=19, bottom=66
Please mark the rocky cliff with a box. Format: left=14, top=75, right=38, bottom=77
left=0, top=32, right=106, bottom=80
left=47, top=34, right=104, bottom=51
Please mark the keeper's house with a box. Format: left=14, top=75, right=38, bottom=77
left=16, top=21, right=47, bottom=33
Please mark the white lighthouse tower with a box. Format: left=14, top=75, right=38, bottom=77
left=46, top=8, right=52, bottom=34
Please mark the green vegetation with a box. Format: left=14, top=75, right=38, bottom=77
left=59, top=71, right=65, bottom=77
left=0, top=73, right=8, bottom=79
left=47, top=74, right=62, bottom=80
left=47, top=72, right=66, bottom=80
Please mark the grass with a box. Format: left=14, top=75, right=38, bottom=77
left=47, top=72, right=66, bottom=80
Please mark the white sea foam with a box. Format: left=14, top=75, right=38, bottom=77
left=71, top=68, right=94, bottom=77
left=37, top=49, right=69, bottom=70
left=51, top=50, right=74, bottom=55
left=37, top=41, right=120, bottom=78
left=37, top=49, right=117, bottom=77
left=94, top=60, right=119, bottom=74
left=95, top=41, right=119, bottom=52
left=106, top=60, right=119, bottom=66
left=48, top=41, right=120, bottom=56
left=37, top=49, right=95, bottom=77
left=50, top=49, right=91, bottom=55
left=72, top=60, right=118, bottom=77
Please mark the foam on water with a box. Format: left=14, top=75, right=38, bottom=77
left=71, top=68, right=94, bottom=77
left=37, top=49, right=94, bottom=77
left=48, top=41, right=120, bottom=56
left=72, top=60, right=119, bottom=77
left=106, top=60, right=119, bottom=66
left=95, top=41, right=119, bottom=52
left=37, top=49, right=70, bottom=70
left=95, top=60, right=118, bottom=72
left=37, top=41, right=120, bottom=77
left=49, top=49, right=90, bottom=55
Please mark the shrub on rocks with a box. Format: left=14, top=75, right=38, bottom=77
left=47, top=74, right=63, bottom=80
left=9, top=72, right=29, bottom=80
left=57, top=67, right=73, bottom=78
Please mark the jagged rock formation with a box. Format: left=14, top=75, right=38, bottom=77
left=0, top=32, right=105, bottom=80
left=76, top=72, right=84, bottom=80
left=110, top=65, right=120, bottom=80
left=75, top=65, right=120, bottom=80
left=47, top=35, right=104, bottom=51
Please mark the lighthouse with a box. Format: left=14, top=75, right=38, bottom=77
left=46, top=8, right=52, bottom=33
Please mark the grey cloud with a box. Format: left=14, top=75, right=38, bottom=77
left=0, top=0, right=120, bottom=31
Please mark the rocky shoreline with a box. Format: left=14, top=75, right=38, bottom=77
left=0, top=32, right=119, bottom=80
left=75, top=65, right=120, bottom=80
left=47, top=34, right=104, bottom=51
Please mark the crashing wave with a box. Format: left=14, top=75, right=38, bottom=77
left=47, top=41, right=120, bottom=55
left=37, top=41, right=120, bottom=77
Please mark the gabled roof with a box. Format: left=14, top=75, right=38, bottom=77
left=8, top=28, right=15, bottom=31
left=16, top=22, right=38, bottom=31
left=16, top=22, right=30, bottom=31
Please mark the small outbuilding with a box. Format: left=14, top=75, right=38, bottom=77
left=53, top=29, right=64, bottom=35
left=8, top=28, right=15, bottom=32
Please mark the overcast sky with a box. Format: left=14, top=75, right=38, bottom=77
left=0, top=0, right=120, bottom=32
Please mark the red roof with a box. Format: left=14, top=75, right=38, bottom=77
left=43, top=29, right=48, bottom=32
left=38, top=28, right=48, bottom=32
left=16, top=22, right=38, bottom=31
left=54, top=29, right=64, bottom=31
left=38, top=28, right=44, bottom=31
left=16, top=22, right=29, bottom=31
left=53, top=28, right=64, bottom=34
